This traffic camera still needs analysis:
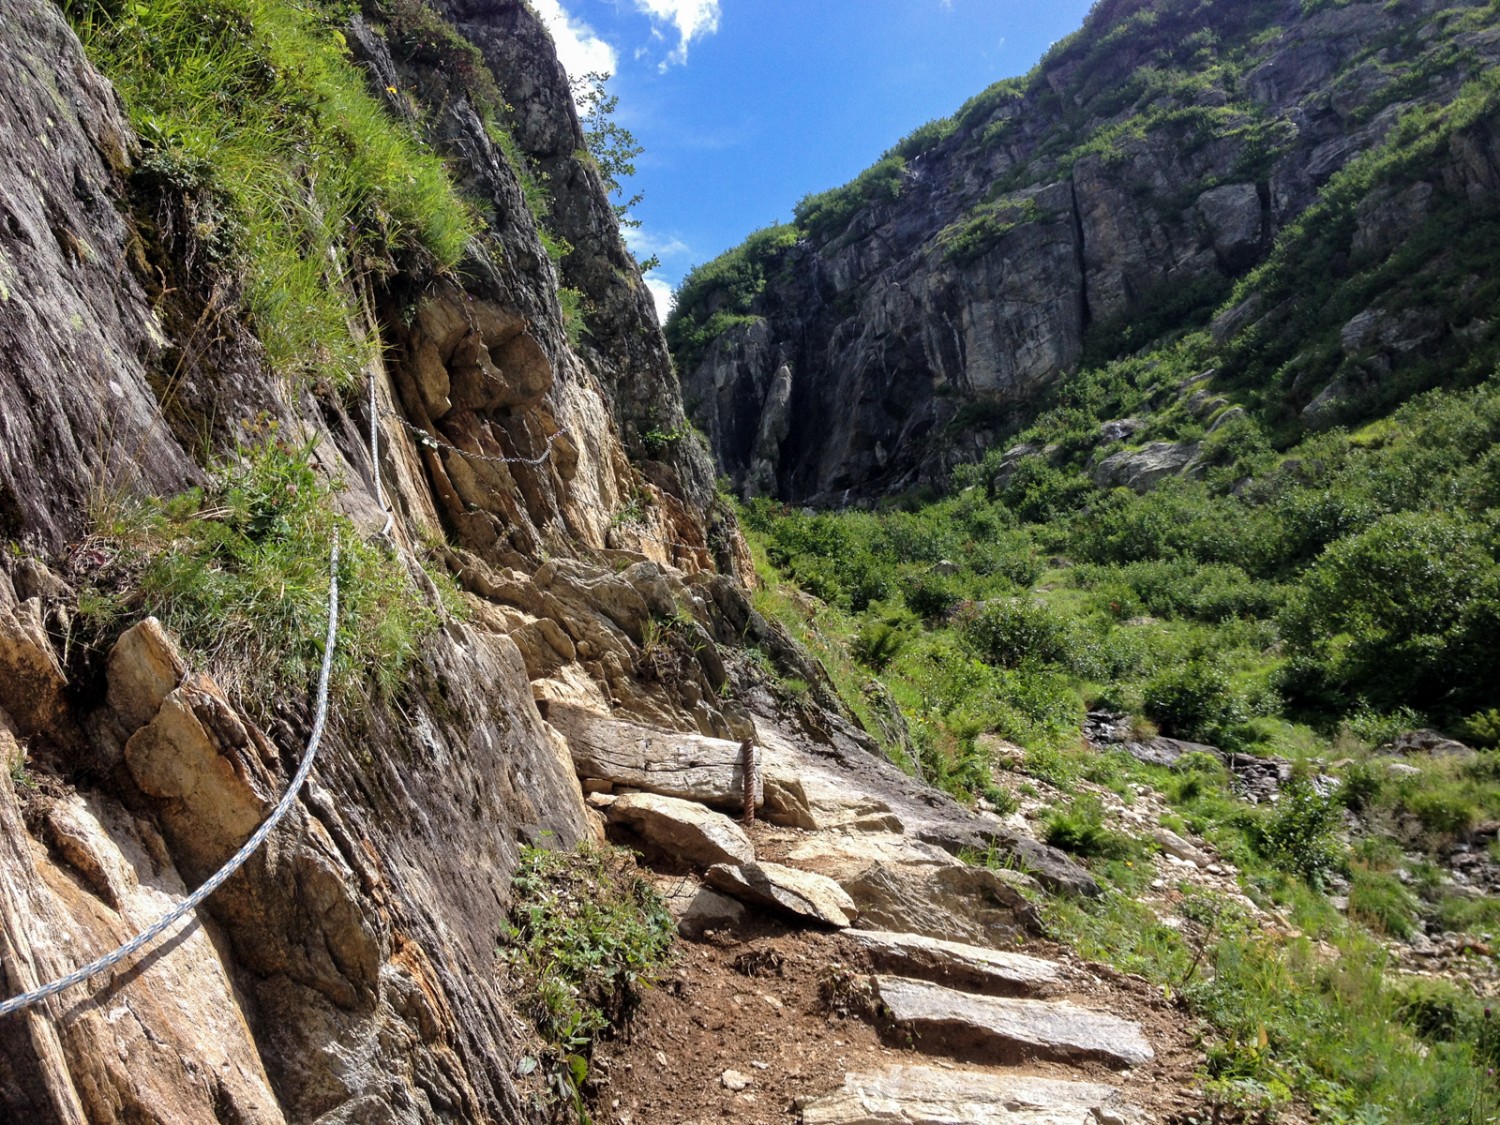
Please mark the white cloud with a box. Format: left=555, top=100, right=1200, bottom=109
left=625, top=226, right=691, bottom=263
left=644, top=273, right=676, bottom=324
left=633, top=0, right=721, bottom=68
left=531, top=0, right=618, bottom=80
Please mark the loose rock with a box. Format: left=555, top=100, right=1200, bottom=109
left=606, top=791, right=755, bottom=868
left=705, top=861, right=857, bottom=928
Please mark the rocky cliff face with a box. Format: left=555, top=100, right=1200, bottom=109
left=0, top=0, right=750, bottom=1119
left=674, top=0, right=1500, bottom=503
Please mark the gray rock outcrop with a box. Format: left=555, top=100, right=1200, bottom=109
left=674, top=0, right=1500, bottom=503
left=874, top=976, right=1156, bottom=1068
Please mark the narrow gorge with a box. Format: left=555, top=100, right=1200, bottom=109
left=2, top=1, right=1499, bottom=1123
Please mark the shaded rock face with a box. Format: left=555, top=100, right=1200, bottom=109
left=677, top=0, right=1500, bottom=503
left=0, top=0, right=733, bottom=1121
left=434, top=0, right=719, bottom=517
left=0, top=0, right=201, bottom=551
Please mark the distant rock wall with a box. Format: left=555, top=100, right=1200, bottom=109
left=678, top=0, right=1500, bottom=503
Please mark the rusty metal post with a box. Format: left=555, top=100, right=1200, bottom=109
left=740, top=738, right=756, bottom=825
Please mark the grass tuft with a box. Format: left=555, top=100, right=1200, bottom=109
left=66, top=0, right=478, bottom=389
left=82, top=429, right=440, bottom=720
left=501, top=843, right=674, bottom=1120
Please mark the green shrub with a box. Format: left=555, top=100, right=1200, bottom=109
left=1401, top=787, right=1480, bottom=838
left=1338, top=760, right=1385, bottom=813
left=961, top=598, right=1072, bottom=668
left=1461, top=708, right=1500, bottom=749
left=903, top=570, right=962, bottom=619
left=1282, top=511, right=1500, bottom=716
left=1043, top=795, right=1142, bottom=860
left=853, top=605, right=916, bottom=670
left=1142, top=657, right=1247, bottom=744
left=501, top=843, right=674, bottom=1117
left=793, top=155, right=906, bottom=242
left=1244, top=779, right=1344, bottom=886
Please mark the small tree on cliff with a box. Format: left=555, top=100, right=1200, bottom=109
left=572, top=71, right=645, bottom=236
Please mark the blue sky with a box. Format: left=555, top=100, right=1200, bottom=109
left=530, top=0, right=1096, bottom=318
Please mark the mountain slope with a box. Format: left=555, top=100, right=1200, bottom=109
left=670, top=0, right=1500, bottom=502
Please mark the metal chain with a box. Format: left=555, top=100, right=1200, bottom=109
left=381, top=408, right=567, bottom=468
left=369, top=379, right=393, bottom=537
left=0, top=533, right=342, bottom=1019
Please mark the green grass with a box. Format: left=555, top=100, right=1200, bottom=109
left=66, top=0, right=477, bottom=389
left=501, top=843, right=674, bottom=1120
left=1040, top=759, right=1499, bottom=1124
left=81, top=431, right=443, bottom=720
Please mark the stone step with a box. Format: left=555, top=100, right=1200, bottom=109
left=846, top=929, right=1063, bottom=997
left=874, top=977, right=1154, bottom=1069
left=798, top=1066, right=1141, bottom=1125
left=705, top=860, right=857, bottom=928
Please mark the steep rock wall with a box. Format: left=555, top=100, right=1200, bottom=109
left=0, top=1, right=744, bottom=1121
left=676, top=0, right=1500, bottom=503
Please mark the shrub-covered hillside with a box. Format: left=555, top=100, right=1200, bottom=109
left=706, top=1, right=1500, bottom=1120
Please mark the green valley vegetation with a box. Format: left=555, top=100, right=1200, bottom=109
left=739, top=362, right=1500, bottom=1118
left=715, top=8, right=1500, bottom=1118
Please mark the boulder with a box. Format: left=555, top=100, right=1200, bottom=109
left=705, top=861, right=857, bottom=928
left=1151, top=827, right=1210, bottom=869
left=1196, top=182, right=1263, bottom=268
left=874, top=977, right=1154, bottom=1068
left=845, top=930, right=1062, bottom=996
left=606, top=791, right=754, bottom=868
left=1114, top=737, right=1224, bottom=769
left=676, top=885, right=748, bottom=939
left=547, top=703, right=761, bottom=811
left=122, top=674, right=281, bottom=880
left=1093, top=441, right=1200, bottom=492
left=106, top=617, right=187, bottom=734
left=798, top=1067, right=1138, bottom=1125
left=759, top=728, right=902, bottom=830
left=1382, top=729, right=1477, bottom=760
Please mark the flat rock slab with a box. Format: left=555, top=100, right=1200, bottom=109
left=846, top=930, right=1062, bottom=997
left=547, top=703, right=761, bottom=811
left=875, top=977, right=1153, bottom=1068
left=799, top=1066, right=1137, bottom=1125
left=607, top=791, right=754, bottom=868
left=840, top=862, right=1039, bottom=947
left=705, top=860, right=856, bottom=928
